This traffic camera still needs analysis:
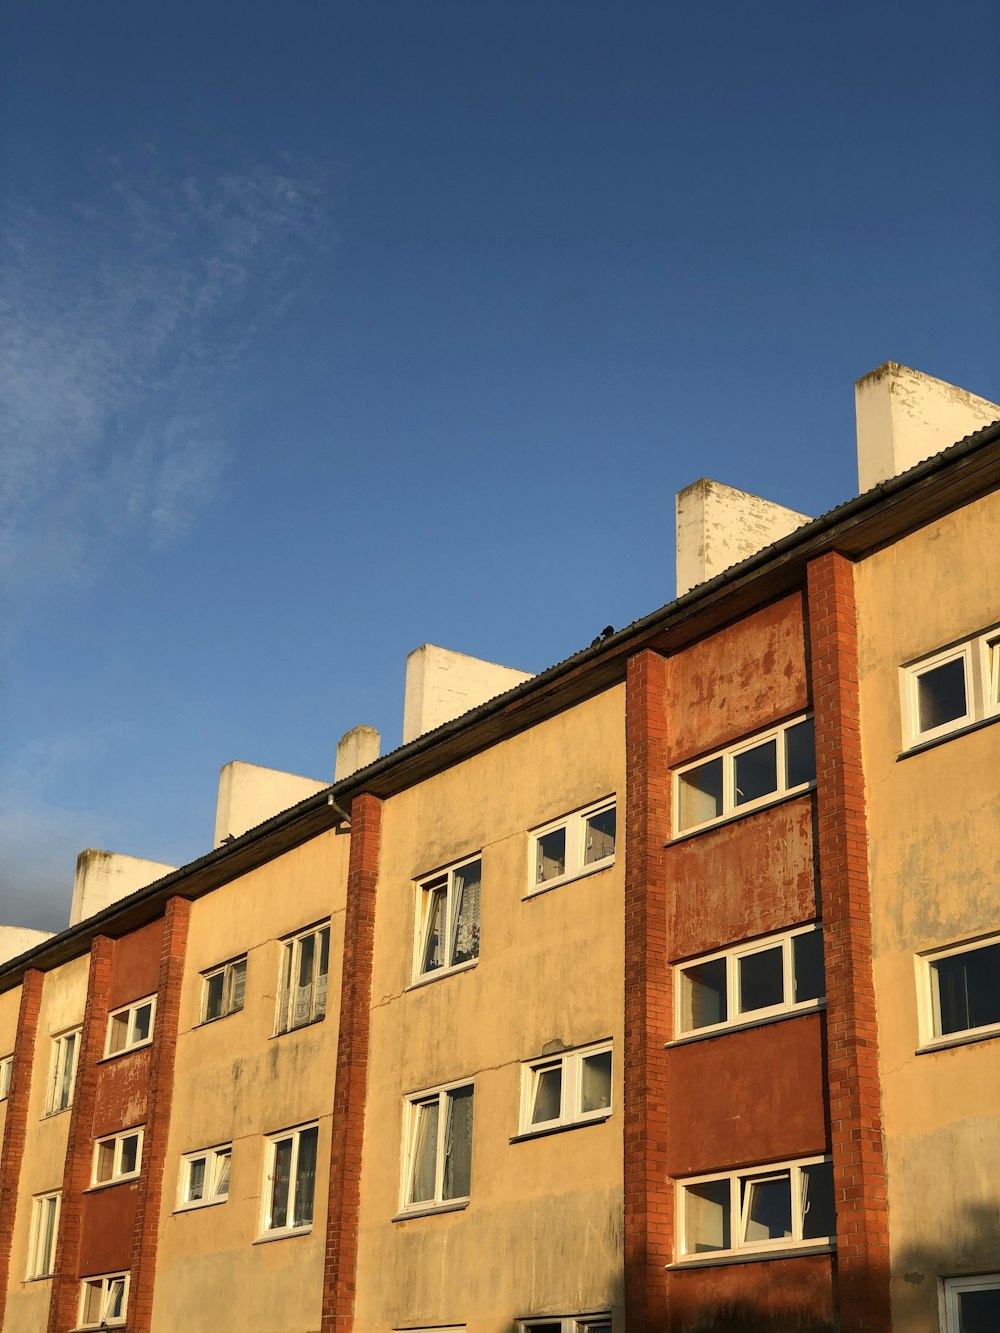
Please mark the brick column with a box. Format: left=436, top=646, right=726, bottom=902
left=321, top=793, right=383, bottom=1333
left=807, top=552, right=891, bottom=1332
left=129, top=896, right=190, bottom=1333
left=48, top=936, right=114, bottom=1333
left=0, top=967, right=44, bottom=1323
left=624, top=650, right=673, bottom=1332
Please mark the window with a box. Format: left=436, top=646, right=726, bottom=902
left=676, top=925, right=824, bottom=1038
left=918, top=934, right=1000, bottom=1048
left=202, top=957, right=246, bottom=1023
left=942, top=1274, right=1000, bottom=1332
left=519, top=1319, right=612, bottom=1333
left=46, top=1029, right=81, bottom=1115
left=0, top=1053, right=11, bottom=1100
left=401, top=1081, right=474, bottom=1212
left=26, top=1191, right=60, bottom=1279
left=902, top=626, right=1000, bottom=748
left=78, top=1272, right=128, bottom=1329
left=105, top=996, right=155, bottom=1057
left=519, top=1041, right=613, bottom=1134
left=529, top=800, right=617, bottom=893
left=276, top=923, right=329, bottom=1034
left=414, top=857, right=481, bottom=981
left=677, top=1157, right=835, bottom=1260
left=92, top=1128, right=143, bottom=1185
left=262, top=1123, right=319, bottom=1234
left=674, top=716, right=815, bottom=834
left=178, top=1144, right=232, bottom=1209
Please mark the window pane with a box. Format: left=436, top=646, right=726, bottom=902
left=917, top=657, right=968, bottom=732
left=229, top=959, right=246, bottom=1012
left=82, top=1282, right=103, bottom=1322
left=959, top=1288, right=1000, bottom=1332
left=934, top=944, right=1000, bottom=1035
left=738, top=946, right=784, bottom=1013
left=120, top=1134, right=139, bottom=1175
left=531, top=1065, right=562, bottom=1124
left=741, top=1172, right=792, bottom=1242
left=58, top=1033, right=77, bottom=1109
left=270, top=1138, right=292, bottom=1227
left=580, top=1050, right=612, bottom=1113
left=443, top=1086, right=474, bottom=1200
left=293, top=1126, right=318, bottom=1226
left=187, top=1157, right=206, bottom=1200
left=133, top=1003, right=152, bottom=1043
left=297, top=934, right=315, bottom=990
left=734, top=739, right=777, bottom=806
left=214, top=1151, right=231, bottom=1197
left=585, top=807, right=616, bottom=864
left=785, top=717, right=816, bottom=789
left=108, top=1014, right=128, bottom=1054
left=793, top=931, right=825, bottom=1003
left=409, top=1100, right=440, bottom=1203
left=678, top=758, right=724, bottom=829
left=96, top=1142, right=115, bottom=1180
left=685, top=1179, right=730, bottom=1253
left=315, top=930, right=330, bottom=1019
left=681, top=958, right=727, bottom=1029
left=105, top=1277, right=125, bottom=1319
left=536, top=829, right=566, bottom=883
left=205, top=972, right=225, bottom=1021
left=420, top=886, right=447, bottom=973
left=451, top=860, right=481, bottom=966
left=800, top=1161, right=835, bottom=1240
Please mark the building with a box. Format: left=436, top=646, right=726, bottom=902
left=0, top=362, right=998, bottom=1333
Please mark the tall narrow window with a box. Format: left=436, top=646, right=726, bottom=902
left=402, top=1082, right=474, bottom=1212
left=46, top=1029, right=81, bottom=1115
left=262, top=1124, right=319, bottom=1234
left=414, top=857, right=482, bottom=981
left=27, top=1192, right=61, bottom=1279
left=0, top=1053, right=12, bottom=1101
left=276, top=924, right=330, bottom=1034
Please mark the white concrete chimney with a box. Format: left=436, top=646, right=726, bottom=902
left=0, top=925, right=54, bottom=965
left=214, top=761, right=327, bottom=846
left=334, top=725, right=381, bottom=781
left=402, top=644, right=533, bottom=743
left=70, top=850, right=177, bottom=927
left=855, top=362, right=1000, bottom=492
left=675, top=479, right=811, bottom=598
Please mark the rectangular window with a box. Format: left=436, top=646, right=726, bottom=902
left=262, top=1123, right=319, bottom=1234
left=529, top=799, right=616, bottom=893
left=202, top=956, right=247, bottom=1023
left=902, top=625, right=1000, bottom=749
left=519, top=1319, right=612, bottom=1333
left=414, top=857, right=481, bottom=981
left=92, top=1128, right=144, bottom=1186
left=674, top=716, right=815, bottom=834
left=276, top=924, right=330, bottom=1034
left=402, top=1081, right=474, bottom=1212
left=519, top=1041, right=613, bottom=1134
left=78, top=1272, right=128, bottom=1329
left=46, top=1029, right=81, bottom=1115
left=105, top=996, right=155, bottom=1057
left=676, top=925, right=824, bottom=1038
left=918, top=934, right=1000, bottom=1048
left=0, top=1053, right=12, bottom=1100
left=26, top=1191, right=60, bottom=1279
left=942, top=1274, right=1000, bottom=1331
left=178, top=1144, right=232, bottom=1209
left=678, top=1157, right=835, bottom=1260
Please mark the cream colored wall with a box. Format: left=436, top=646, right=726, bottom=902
left=3, top=954, right=89, bottom=1333
left=856, top=489, right=1000, bottom=1331
left=356, top=684, right=626, bottom=1333
left=149, top=829, right=350, bottom=1333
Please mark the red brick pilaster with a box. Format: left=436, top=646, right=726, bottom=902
left=624, top=650, right=673, bottom=1332
left=48, top=936, right=114, bottom=1333
left=807, top=552, right=891, bottom=1332
left=0, top=967, right=44, bottom=1322
left=321, top=793, right=383, bottom=1333
left=129, top=896, right=190, bottom=1333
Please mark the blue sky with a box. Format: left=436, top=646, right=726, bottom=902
left=2, top=1, right=998, bottom=931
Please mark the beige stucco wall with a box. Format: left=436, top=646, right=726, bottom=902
left=856, top=488, right=1000, bottom=1331
left=355, top=684, right=626, bottom=1333
left=149, top=828, right=351, bottom=1333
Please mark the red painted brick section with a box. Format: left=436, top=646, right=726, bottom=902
left=129, top=896, right=191, bottom=1333
left=0, top=968, right=44, bottom=1324
left=807, top=552, right=891, bottom=1332
left=624, top=650, right=673, bottom=1331
left=321, top=793, right=383, bottom=1333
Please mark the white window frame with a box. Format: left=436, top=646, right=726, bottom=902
left=941, top=1273, right=1000, bottom=1331
left=400, top=1078, right=475, bottom=1214
left=915, top=932, right=1000, bottom=1049
left=518, top=1040, right=613, bottom=1134
left=527, top=798, right=617, bottom=895
left=26, top=1190, right=61, bottom=1280
left=518, top=1318, right=612, bottom=1333
left=77, top=1271, right=129, bottom=1329
left=673, top=714, right=815, bottom=836
left=177, top=1143, right=232, bottom=1210
left=674, top=924, right=825, bottom=1039
left=201, top=955, right=247, bottom=1024
left=412, top=855, right=482, bottom=983
left=275, top=922, right=330, bottom=1035
left=901, top=624, right=1000, bottom=750
left=0, top=1053, right=12, bottom=1100
left=45, top=1028, right=82, bottom=1115
left=104, top=995, right=156, bottom=1058
left=676, top=1155, right=835, bottom=1261
left=91, top=1127, right=144, bottom=1186
left=261, top=1121, right=320, bottom=1236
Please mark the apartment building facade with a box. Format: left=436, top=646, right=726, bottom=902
left=0, top=364, right=997, bottom=1333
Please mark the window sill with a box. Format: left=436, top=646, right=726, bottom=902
left=510, top=1112, right=612, bottom=1144
left=42, top=1106, right=72, bottom=1120
left=392, top=1199, right=469, bottom=1223
left=84, top=1175, right=140, bottom=1193
left=668, top=1242, right=834, bottom=1270
left=667, top=1002, right=826, bottom=1048
left=23, top=1273, right=54, bottom=1284
left=98, top=1040, right=153, bottom=1064
left=195, top=1010, right=243, bottom=1029
left=174, top=1196, right=229, bottom=1214
left=917, top=1026, right=1000, bottom=1056
left=270, top=1015, right=327, bottom=1040
left=522, top=858, right=615, bottom=901
left=253, top=1225, right=312, bottom=1244
left=898, top=710, right=999, bottom=760
left=667, top=786, right=815, bottom=845
left=406, top=959, right=478, bottom=993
